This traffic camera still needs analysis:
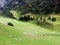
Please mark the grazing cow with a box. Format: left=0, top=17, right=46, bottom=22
left=43, top=18, right=46, bottom=22
left=19, top=15, right=35, bottom=21
left=36, top=17, right=39, bottom=21
left=26, top=15, right=30, bottom=20
left=30, top=16, right=35, bottom=20
left=51, top=17, right=56, bottom=22
left=8, top=22, right=14, bottom=27
left=23, top=15, right=30, bottom=21
left=40, top=17, right=42, bottom=20
left=48, top=16, right=51, bottom=20
left=37, top=20, right=40, bottom=24
left=19, top=16, right=24, bottom=20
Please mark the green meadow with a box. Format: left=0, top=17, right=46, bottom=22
left=0, top=14, right=60, bottom=45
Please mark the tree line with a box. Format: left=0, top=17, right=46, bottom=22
left=14, top=0, right=60, bottom=14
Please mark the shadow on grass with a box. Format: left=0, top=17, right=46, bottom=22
left=18, top=20, right=60, bottom=31
left=33, top=21, right=55, bottom=31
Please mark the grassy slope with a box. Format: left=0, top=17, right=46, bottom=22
left=0, top=17, right=60, bottom=45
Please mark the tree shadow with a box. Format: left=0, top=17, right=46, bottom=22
left=34, top=21, right=55, bottom=31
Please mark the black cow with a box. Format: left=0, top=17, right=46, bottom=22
left=51, top=17, right=56, bottom=22
left=48, top=16, right=51, bottom=20
left=19, top=15, right=34, bottom=21
left=40, top=17, right=42, bottom=20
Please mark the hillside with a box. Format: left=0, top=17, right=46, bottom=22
left=0, top=0, right=60, bottom=45
left=0, top=16, right=60, bottom=45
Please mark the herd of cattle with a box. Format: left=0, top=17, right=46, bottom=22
left=7, top=15, right=56, bottom=27
left=19, top=15, right=35, bottom=21
left=19, top=15, right=56, bottom=22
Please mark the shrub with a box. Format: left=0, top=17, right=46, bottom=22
left=7, top=22, right=14, bottom=27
